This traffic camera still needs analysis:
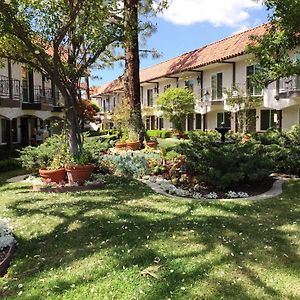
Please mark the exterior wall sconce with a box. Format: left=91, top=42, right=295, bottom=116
left=203, top=90, right=210, bottom=102
left=154, top=86, right=159, bottom=94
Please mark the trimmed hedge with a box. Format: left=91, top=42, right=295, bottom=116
left=147, top=130, right=173, bottom=139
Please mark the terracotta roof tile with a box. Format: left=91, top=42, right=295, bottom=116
left=97, top=23, right=269, bottom=94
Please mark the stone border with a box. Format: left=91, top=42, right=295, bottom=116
left=141, top=178, right=286, bottom=202
left=0, top=242, right=15, bottom=277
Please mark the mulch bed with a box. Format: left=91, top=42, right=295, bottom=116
left=32, top=182, right=103, bottom=193
left=177, top=176, right=277, bottom=199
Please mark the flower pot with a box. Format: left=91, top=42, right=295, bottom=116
left=126, top=141, right=140, bottom=151
left=66, top=164, right=94, bottom=186
left=146, top=141, right=158, bottom=149
left=39, top=168, right=66, bottom=184
left=115, top=142, right=127, bottom=149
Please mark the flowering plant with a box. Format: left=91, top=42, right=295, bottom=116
left=0, top=218, right=15, bottom=251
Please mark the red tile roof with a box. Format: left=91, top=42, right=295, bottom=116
left=96, top=23, right=269, bottom=95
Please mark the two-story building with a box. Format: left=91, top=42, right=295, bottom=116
left=0, top=59, right=64, bottom=151
left=93, top=24, right=300, bottom=133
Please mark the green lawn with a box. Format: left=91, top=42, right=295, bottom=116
left=0, top=172, right=299, bottom=299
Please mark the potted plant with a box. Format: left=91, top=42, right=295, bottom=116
left=39, top=153, right=66, bottom=184
left=65, top=150, right=95, bottom=186
left=115, top=134, right=127, bottom=149
left=19, top=134, right=68, bottom=183
left=126, top=131, right=140, bottom=151
left=146, top=136, right=158, bottom=148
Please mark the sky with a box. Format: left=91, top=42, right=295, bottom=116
left=90, top=0, right=270, bottom=87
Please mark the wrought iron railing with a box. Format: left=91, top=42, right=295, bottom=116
left=22, top=84, right=62, bottom=105
left=0, top=75, right=20, bottom=99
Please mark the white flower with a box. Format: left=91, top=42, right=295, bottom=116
left=237, top=191, right=249, bottom=198
left=225, top=191, right=238, bottom=198
left=0, top=218, right=15, bottom=250
left=206, top=192, right=218, bottom=199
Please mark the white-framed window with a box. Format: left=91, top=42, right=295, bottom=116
left=211, top=73, right=223, bottom=100
left=147, top=89, right=153, bottom=107
left=246, top=65, right=262, bottom=96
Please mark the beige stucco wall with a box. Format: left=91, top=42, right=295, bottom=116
left=282, top=106, right=300, bottom=129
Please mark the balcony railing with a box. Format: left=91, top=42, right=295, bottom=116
left=0, top=75, right=20, bottom=100
left=279, top=76, right=300, bottom=92
left=22, top=85, right=62, bottom=105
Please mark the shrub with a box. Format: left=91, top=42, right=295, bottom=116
left=104, top=153, right=149, bottom=178
left=18, top=135, right=66, bottom=171
left=146, top=130, right=172, bottom=139
left=178, top=132, right=273, bottom=190
left=252, top=127, right=300, bottom=175
left=0, top=158, right=21, bottom=172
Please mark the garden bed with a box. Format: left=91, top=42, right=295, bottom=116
left=0, top=243, right=15, bottom=277
left=143, top=175, right=277, bottom=200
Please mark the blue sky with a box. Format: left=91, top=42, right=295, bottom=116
left=91, top=0, right=270, bottom=86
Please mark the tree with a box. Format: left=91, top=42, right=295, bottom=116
left=156, top=87, right=195, bottom=133
left=248, top=1, right=300, bottom=88
left=122, top=0, right=168, bottom=144
left=79, top=100, right=99, bottom=125
left=0, top=0, right=122, bottom=156
left=225, top=85, right=262, bottom=133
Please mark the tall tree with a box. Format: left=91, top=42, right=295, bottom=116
left=122, top=0, right=168, bottom=144
left=0, top=0, right=121, bottom=156
left=123, top=0, right=143, bottom=142
left=248, top=0, right=300, bottom=87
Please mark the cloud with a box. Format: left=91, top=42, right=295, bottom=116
left=158, top=0, right=263, bottom=27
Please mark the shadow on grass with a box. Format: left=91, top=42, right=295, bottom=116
left=1, top=176, right=299, bottom=299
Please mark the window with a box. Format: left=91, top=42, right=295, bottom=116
left=217, top=112, right=231, bottom=128
left=147, top=89, right=153, bottom=107
left=164, top=84, right=171, bottom=92
left=185, top=80, right=194, bottom=92
left=260, top=109, right=277, bottom=130
left=246, top=65, right=262, bottom=96
left=195, top=114, right=202, bottom=129
left=145, top=116, right=156, bottom=130
left=158, top=118, right=164, bottom=130
left=187, top=114, right=194, bottom=131
left=111, top=97, right=116, bottom=110
left=211, top=73, right=223, bottom=100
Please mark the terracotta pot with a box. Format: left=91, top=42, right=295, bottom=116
left=126, top=141, right=140, bottom=151
left=146, top=141, right=158, bottom=149
left=66, top=164, right=94, bottom=186
left=115, top=142, right=127, bottom=149
left=39, top=168, right=66, bottom=184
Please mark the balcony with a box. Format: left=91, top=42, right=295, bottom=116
left=0, top=75, right=21, bottom=107
left=22, top=85, right=63, bottom=111
left=278, top=76, right=300, bottom=99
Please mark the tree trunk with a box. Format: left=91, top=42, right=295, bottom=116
left=62, top=89, right=83, bottom=157
left=124, top=0, right=145, bottom=144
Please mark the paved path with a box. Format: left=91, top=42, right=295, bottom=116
left=6, top=174, right=31, bottom=183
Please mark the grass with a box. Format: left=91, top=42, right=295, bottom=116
left=0, top=172, right=299, bottom=299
